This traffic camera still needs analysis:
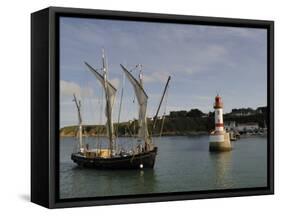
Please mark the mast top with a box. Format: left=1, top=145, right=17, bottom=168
left=73, top=93, right=82, bottom=125
left=102, top=48, right=107, bottom=75
left=120, top=64, right=148, bottom=99
left=138, top=64, right=143, bottom=87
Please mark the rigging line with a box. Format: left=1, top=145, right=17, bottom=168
left=133, top=119, right=137, bottom=138
left=116, top=72, right=125, bottom=147
left=105, top=55, right=114, bottom=153
left=126, top=123, right=134, bottom=137
left=100, top=73, right=106, bottom=150
left=85, top=80, right=90, bottom=148
left=80, top=79, right=87, bottom=150
left=85, top=66, right=99, bottom=151
left=84, top=81, right=89, bottom=148
left=129, top=64, right=139, bottom=73
left=89, top=79, right=98, bottom=151
left=73, top=126, right=79, bottom=153
left=129, top=65, right=138, bottom=104
left=96, top=80, right=104, bottom=152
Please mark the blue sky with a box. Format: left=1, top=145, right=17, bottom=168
left=60, top=17, right=267, bottom=127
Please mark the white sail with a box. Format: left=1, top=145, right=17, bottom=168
left=120, top=64, right=150, bottom=146
left=84, top=62, right=117, bottom=152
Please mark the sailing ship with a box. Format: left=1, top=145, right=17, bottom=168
left=71, top=50, right=171, bottom=169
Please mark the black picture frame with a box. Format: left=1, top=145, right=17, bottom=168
left=31, top=6, right=274, bottom=208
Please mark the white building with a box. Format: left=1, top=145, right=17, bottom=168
left=236, top=123, right=259, bottom=132
left=224, top=121, right=237, bottom=131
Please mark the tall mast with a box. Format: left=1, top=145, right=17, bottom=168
left=102, top=49, right=114, bottom=155
left=73, top=94, right=83, bottom=151
left=85, top=57, right=117, bottom=157
left=138, top=64, right=145, bottom=142
left=152, top=76, right=171, bottom=131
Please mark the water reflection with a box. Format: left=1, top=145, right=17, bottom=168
left=61, top=164, right=158, bottom=198
left=209, top=151, right=234, bottom=188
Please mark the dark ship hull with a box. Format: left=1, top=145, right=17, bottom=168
left=71, top=147, right=157, bottom=169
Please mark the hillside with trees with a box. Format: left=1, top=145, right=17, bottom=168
left=60, top=106, right=267, bottom=137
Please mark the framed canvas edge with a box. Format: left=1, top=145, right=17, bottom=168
left=42, top=6, right=274, bottom=208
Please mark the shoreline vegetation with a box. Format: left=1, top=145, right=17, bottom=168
left=60, top=107, right=267, bottom=138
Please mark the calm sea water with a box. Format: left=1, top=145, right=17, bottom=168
left=60, top=135, right=267, bottom=199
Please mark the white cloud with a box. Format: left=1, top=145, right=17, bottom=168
left=60, top=80, right=94, bottom=99
left=143, top=71, right=170, bottom=83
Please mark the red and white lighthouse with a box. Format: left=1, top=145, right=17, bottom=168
left=209, top=95, right=232, bottom=151
left=214, top=95, right=224, bottom=133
